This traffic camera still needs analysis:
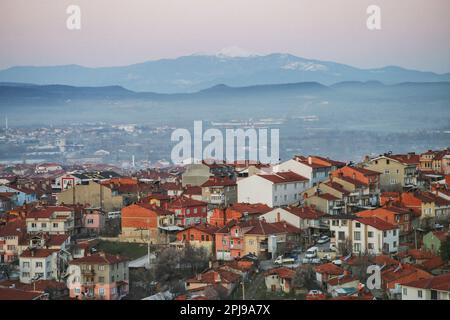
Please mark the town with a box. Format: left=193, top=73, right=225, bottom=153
left=0, top=147, right=449, bottom=301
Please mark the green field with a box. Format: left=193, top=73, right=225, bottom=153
left=96, top=240, right=148, bottom=260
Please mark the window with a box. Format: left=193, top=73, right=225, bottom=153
left=99, top=276, right=105, bottom=283
left=355, top=222, right=361, bottom=228
left=393, top=241, right=397, bottom=248
left=31, top=223, right=37, bottom=228
left=186, top=209, right=190, bottom=214
left=98, top=265, right=105, bottom=271
left=368, top=231, right=374, bottom=238
left=341, top=220, right=347, bottom=226
left=354, top=231, right=361, bottom=241
left=22, top=272, right=30, bottom=278
left=87, top=219, right=94, bottom=224
left=386, top=159, right=390, bottom=165
left=393, top=230, right=397, bottom=236
left=41, top=223, right=47, bottom=228
left=383, top=231, right=387, bottom=237
left=35, top=262, right=43, bottom=268
left=53, top=223, right=58, bottom=228
left=23, top=262, right=30, bottom=268
left=284, top=195, right=287, bottom=202
left=354, top=243, right=361, bottom=252
left=368, top=243, right=374, bottom=250
left=190, top=234, right=194, bottom=241
left=75, top=288, right=80, bottom=294
left=194, top=208, right=197, bottom=214
left=338, top=231, right=345, bottom=241
left=403, top=288, right=407, bottom=296
left=201, top=235, right=205, bottom=241
left=99, top=288, right=105, bottom=296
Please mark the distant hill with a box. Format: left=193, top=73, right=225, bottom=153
left=0, top=53, right=449, bottom=93
left=1, top=81, right=449, bottom=104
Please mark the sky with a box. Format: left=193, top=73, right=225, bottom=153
left=0, top=0, right=449, bottom=73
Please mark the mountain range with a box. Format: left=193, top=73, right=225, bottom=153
left=0, top=53, right=449, bottom=93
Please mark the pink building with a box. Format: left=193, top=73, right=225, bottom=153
left=81, top=209, right=105, bottom=235
left=67, top=252, right=129, bottom=300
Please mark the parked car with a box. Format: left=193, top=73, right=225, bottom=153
left=305, top=246, right=318, bottom=258
left=274, top=255, right=296, bottom=265
left=317, top=235, right=330, bottom=244
left=306, top=290, right=326, bottom=300
left=332, top=259, right=343, bottom=266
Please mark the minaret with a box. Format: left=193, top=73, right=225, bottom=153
left=5, top=116, right=8, bottom=133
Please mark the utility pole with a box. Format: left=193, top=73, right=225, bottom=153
left=241, top=280, right=245, bottom=300
left=147, top=218, right=151, bottom=268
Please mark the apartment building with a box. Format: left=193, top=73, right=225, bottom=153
left=329, top=216, right=400, bottom=255
left=66, top=252, right=129, bottom=300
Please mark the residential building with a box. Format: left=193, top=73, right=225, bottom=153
left=215, top=220, right=301, bottom=260
left=401, top=273, right=450, bottom=300
left=19, top=248, right=60, bottom=283
left=26, top=206, right=75, bottom=235
left=356, top=205, right=415, bottom=242
left=56, top=181, right=125, bottom=212
left=264, top=267, right=296, bottom=293
left=259, top=206, right=327, bottom=245
left=237, top=171, right=308, bottom=207
left=175, top=224, right=219, bottom=255
left=0, top=185, right=37, bottom=206
left=166, top=196, right=208, bottom=227
left=201, top=177, right=237, bottom=207
left=329, top=216, right=400, bottom=255
left=209, top=203, right=272, bottom=227
left=422, top=230, right=450, bottom=255
left=66, top=252, right=129, bottom=300
left=120, top=203, right=175, bottom=244
left=0, top=220, right=27, bottom=263
left=304, top=192, right=345, bottom=215
left=364, top=153, right=419, bottom=190
left=275, top=155, right=345, bottom=187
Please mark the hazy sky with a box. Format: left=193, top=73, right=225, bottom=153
left=1, top=0, right=449, bottom=72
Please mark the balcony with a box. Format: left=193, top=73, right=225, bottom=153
left=210, top=195, right=225, bottom=204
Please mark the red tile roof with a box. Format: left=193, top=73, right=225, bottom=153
left=27, top=206, right=73, bottom=219
left=0, top=220, right=26, bottom=237
left=20, top=248, right=59, bottom=258
left=168, top=196, right=208, bottom=208
left=0, top=287, right=46, bottom=300
left=314, top=263, right=344, bottom=275
left=284, top=206, right=326, bottom=219
left=356, top=217, right=397, bottom=231
left=265, top=267, right=296, bottom=279
left=258, top=171, right=308, bottom=183
left=227, top=203, right=272, bottom=215
left=201, top=177, right=236, bottom=187
left=327, top=275, right=359, bottom=286
left=70, top=252, right=129, bottom=265
left=403, top=273, right=450, bottom=291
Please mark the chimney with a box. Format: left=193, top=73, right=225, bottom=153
left=308, top=156, right=312, bottom=165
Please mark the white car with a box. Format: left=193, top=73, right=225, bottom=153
left=332, top=259, right=342, bottom=266
left=317, top=236, right=330, bottom=244
left=305, top=246, right=318, bottom=258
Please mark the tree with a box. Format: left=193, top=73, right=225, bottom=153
left=154, top=247, right=182, bottom=290
left=180, top=244, right=209, bottom=275
left=440, top=236, right=450, bottom=262
left=292, top=265, right=315, bottom=290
